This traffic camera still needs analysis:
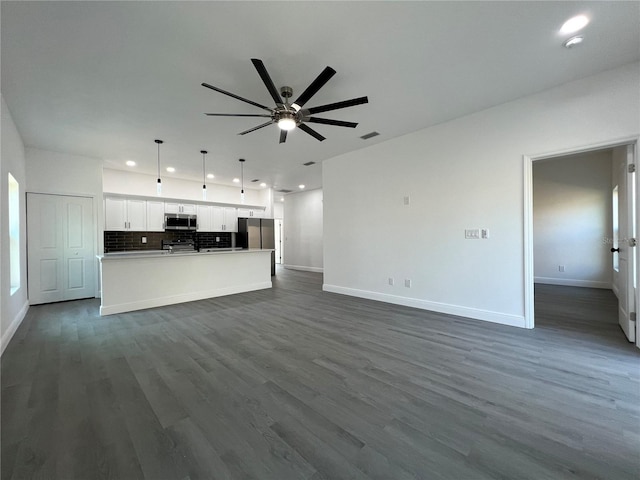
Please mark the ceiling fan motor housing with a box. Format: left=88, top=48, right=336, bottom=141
left=280, top=86, right=293, bottom=99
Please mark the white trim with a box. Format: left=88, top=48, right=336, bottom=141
left=322, top=284, right=526, bottom=328
left=534, top=277, right=612, bottom=289
left=523, top=135, right=640, bottom=330
left=612, top=282, right=620, bottom=298
left=100, top=281, right=272, bottom=316
left=1, top=300, right=29, bottom=356
left=284, top=264, right=324, bottom=273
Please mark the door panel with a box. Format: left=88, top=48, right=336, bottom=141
left=67, top=258, right=85, bottom=290
left=28, top=194, right=64, bottom=303
left=613, top=145, right=636, bottom=341
left=63, top=196, right=95, bottom=301
left=39, top=259, right=60, bottom=292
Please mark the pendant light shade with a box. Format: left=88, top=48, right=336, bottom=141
left=155, top=139, right=163, bottom=196
left=239, top=158, right=245, bottom=204
left=201, top=150, right=208, bottom=200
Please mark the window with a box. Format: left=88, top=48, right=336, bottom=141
left=8, top=173, right=20, bottom=294
left=612, top=185, right=619, bottom=272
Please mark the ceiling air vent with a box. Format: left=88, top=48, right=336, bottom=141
left=277, top=189, right=293, bottom=193
left=303, top=161, right=316, bottom=166
left=360, top=131, right=380, bottom=140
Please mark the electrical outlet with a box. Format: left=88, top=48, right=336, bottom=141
left=559, top=265, right=565, bottom=272
left=388, top=277, right=394, bottom=286
left=141, top=236, right=147, bottom=244
left=481, top=228, right=489, bottom=239
left=465, top=229, right=480, bottom=239
left=404, top=279, right=411, bottom=288
left=403, top=195, right=410, bottom=206
left=216, top=236, right=220, bottom=242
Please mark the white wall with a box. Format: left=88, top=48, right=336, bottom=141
left=1, top=96, right=29, bottom=354
left=103, top=168, right=271, bottom=209
left=26, top=147, right=104, bottom=292
left=533, top=150, right=613, bottom=288
left=323, top=62, right=640, bottom=328
left=283, top=188, right=323, bottom=272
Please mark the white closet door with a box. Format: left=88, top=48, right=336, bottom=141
left=27, top=193, right=95, bottom=305
left=63, top=196, right=95, bottom=301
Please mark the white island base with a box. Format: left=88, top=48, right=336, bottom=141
left=98, top=249, right=272, bottom=315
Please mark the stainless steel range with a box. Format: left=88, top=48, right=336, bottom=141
left=162, top=239, right=196, bottom=253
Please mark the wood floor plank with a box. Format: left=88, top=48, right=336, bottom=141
left=2, top=270, right=639, bottom=479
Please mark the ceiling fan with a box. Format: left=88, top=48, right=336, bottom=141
left=202, top=58, right=368, bottom=143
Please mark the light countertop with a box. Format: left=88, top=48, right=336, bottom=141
left=98, top=248, right=272, bottom=260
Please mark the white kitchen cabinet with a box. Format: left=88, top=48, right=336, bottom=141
left=196, top=204, right=213, bottom=232
left=105, top=197, right=146, bottom=231
left=165, top=202, right=196, bottom=214
left=237, top=208, right=265, bottom=219
left=146, top=200, right=165, bottom=232
left=212, top=206, right=238, bottom=232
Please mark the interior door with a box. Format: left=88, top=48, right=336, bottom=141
left=27, top=193, right=95, bottom=305
left=27, top=193, right=64, bottom=303
left=63, top=196, right=95, bottom=300
left=613, top=145, right=637, bottom=342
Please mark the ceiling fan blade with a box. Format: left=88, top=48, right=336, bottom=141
left=238, top=121, right=274, bottom=136
left=251, top=59, right=283, bottom=106
left=293, top=66, right=336, bottom=108
left=201, top=82, right=273, bottom=112
left=306, top=96, right=369, bottom=115
left=205, top=113, right=273, bottom=117
left=279, top=129, right=287, bottom=144
left=298, top=123, right=326, bottom=142
left=307, top=117, right=358, bottom=128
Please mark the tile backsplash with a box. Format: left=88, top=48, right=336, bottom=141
left=104, top=231, right=232, bottom=252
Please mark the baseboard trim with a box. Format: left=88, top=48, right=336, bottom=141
left=100, top=281, right=272, bottom=316
left=1, top=300, right=29, bottom=356
left=283, top=264, right=324, bottom=273
left=534, top=277, right=612, bottom=289
left=322, top=284, right=526, bottom=328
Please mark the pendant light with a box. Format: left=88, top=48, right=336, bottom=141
left=155, top=139, right=163, bottom=196
left=201, top=150, right=208, bottom=200
left=239, top=158, right=245, bottom=204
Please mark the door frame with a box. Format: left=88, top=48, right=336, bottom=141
left=523, top=136, right=639, bottom=331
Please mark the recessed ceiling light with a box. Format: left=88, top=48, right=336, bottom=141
left=260, top=182, right=267, bottom=187
left=233, top=178, right=240, bottom=183
left=207, top=173, right=214, bottom=179
left=299, top=184, right=305, bottom=189
left=560, top=15, right=589, bottom=35
left=563, top=35, right=584, bottom=48
left=166, top=167, right=175, bottom=173
left=280, top=197, right=284, bottom=202
left=125, top=160, right=136, bottom=167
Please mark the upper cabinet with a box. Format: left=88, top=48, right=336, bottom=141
left=105, top=197, right=146, bottom=231
left=104, top=194, right=263, bottom=233
left=196, top=204, right=213, bottom=232
left=237, top=208, right=265, bottom=219
left=165, top=202, right=197, bottom=214
left=146, top=200, right=165, bottom=232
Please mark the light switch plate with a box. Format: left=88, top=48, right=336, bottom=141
left=465, top=229, right=480, bottom=239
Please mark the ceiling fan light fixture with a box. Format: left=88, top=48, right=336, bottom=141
left=278, top=115, right=297, bottom=131
left=155, top=139, right=163, bottom=196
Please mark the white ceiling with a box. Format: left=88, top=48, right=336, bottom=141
left=2, top=1, right=639, bottom=193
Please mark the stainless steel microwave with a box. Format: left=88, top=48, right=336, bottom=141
left=164, top=213, right=197, bottom=231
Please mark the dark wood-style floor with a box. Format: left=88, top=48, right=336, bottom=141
left=2, top=269, right=639, bottom=479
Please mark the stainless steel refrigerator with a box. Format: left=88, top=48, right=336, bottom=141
left=238, top=217, right=276, bottom=275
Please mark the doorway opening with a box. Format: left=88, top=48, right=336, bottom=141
left=524, top=138, right=638, bottom=348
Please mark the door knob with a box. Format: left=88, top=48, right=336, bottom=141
left=611, top=247, right=620, bottom=253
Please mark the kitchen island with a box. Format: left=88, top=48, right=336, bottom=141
left=97, top=249, right=272, bottom=315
